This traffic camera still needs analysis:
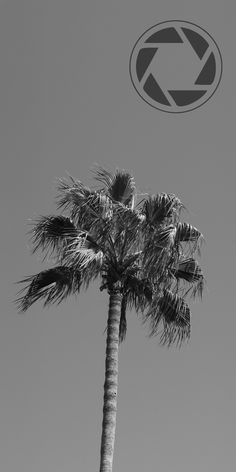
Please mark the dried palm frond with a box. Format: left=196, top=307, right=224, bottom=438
left=16, top=266, right=81, bottom=312
left=119, top=296, right=127, bottom=343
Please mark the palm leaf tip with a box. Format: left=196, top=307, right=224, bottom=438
left=92, top=166, right=113, bottom=189
left=15, top=267, right=81, bottom=312
left=191, top=275, right=205, bottom=299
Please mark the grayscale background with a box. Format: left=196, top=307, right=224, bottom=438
left=0, top=1, right=235, bottom=471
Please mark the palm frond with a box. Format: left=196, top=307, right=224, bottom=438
left=175, top=222, right=203, bottom=242
left=57, top=177, right=113, bottom=226
left=173, top=258, right=202, bottom=282
left=62, top=233, right=104, bottom=270
left=112, top=207, right=143, bottom=245
left=159, top=290, right=190, bottom=323
left=141, top=226, right=174, bottom=281
left=159, top=290, right=191, bottom=346
left=74, top=248, right=104, bottom=269
left=93, top=167, right=136, bottom=207
left=16, top=266, right=81, bottom=312
left=31, top=215, right=77, bottom=256
left=142, top=249, right=171, bottom=284
left=170, top=258, right=205, bottom=299
left=156, top=225, right=177, bottom=248
left=142, top=193, right=183, bottom=225
left=109, top=171, right=135, bottom=207
left=120, top=252, right=142, bottom=271
left=124, top=275, right=153, bottom=312
left=57, top=176, right=92, bottom=211
left=115, top=225, right=142, bottom=261
left=191, top=275, right=205, bottom=299
left=160, top=320, right=190, bottom=347
left=92, top=166, right=114, bottom=189
left=144, top=290, right=191, bottom=346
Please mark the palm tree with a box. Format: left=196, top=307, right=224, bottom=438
left=16, top=167, right=204, bottom=472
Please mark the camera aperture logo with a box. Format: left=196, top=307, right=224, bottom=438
left=129, top=21, right=223, bottom=113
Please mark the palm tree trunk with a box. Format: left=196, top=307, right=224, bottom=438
left=99, top=289, right=122, bottom=472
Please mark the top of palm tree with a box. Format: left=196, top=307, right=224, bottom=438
left=16, top=166, right=205, bottom=347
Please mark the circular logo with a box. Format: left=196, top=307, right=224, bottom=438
left=129, top=21, right=223, bottom=113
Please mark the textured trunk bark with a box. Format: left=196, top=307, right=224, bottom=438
left=99, top=290, right=122, bottom=472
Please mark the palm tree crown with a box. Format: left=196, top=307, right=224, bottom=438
left=16, top=166, right=204, bottom=347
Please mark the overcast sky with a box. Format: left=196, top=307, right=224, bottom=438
left=0, top=1, right=236, bottom=471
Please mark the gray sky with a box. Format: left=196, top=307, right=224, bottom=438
left=0, top=1, right=235, bottom=471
